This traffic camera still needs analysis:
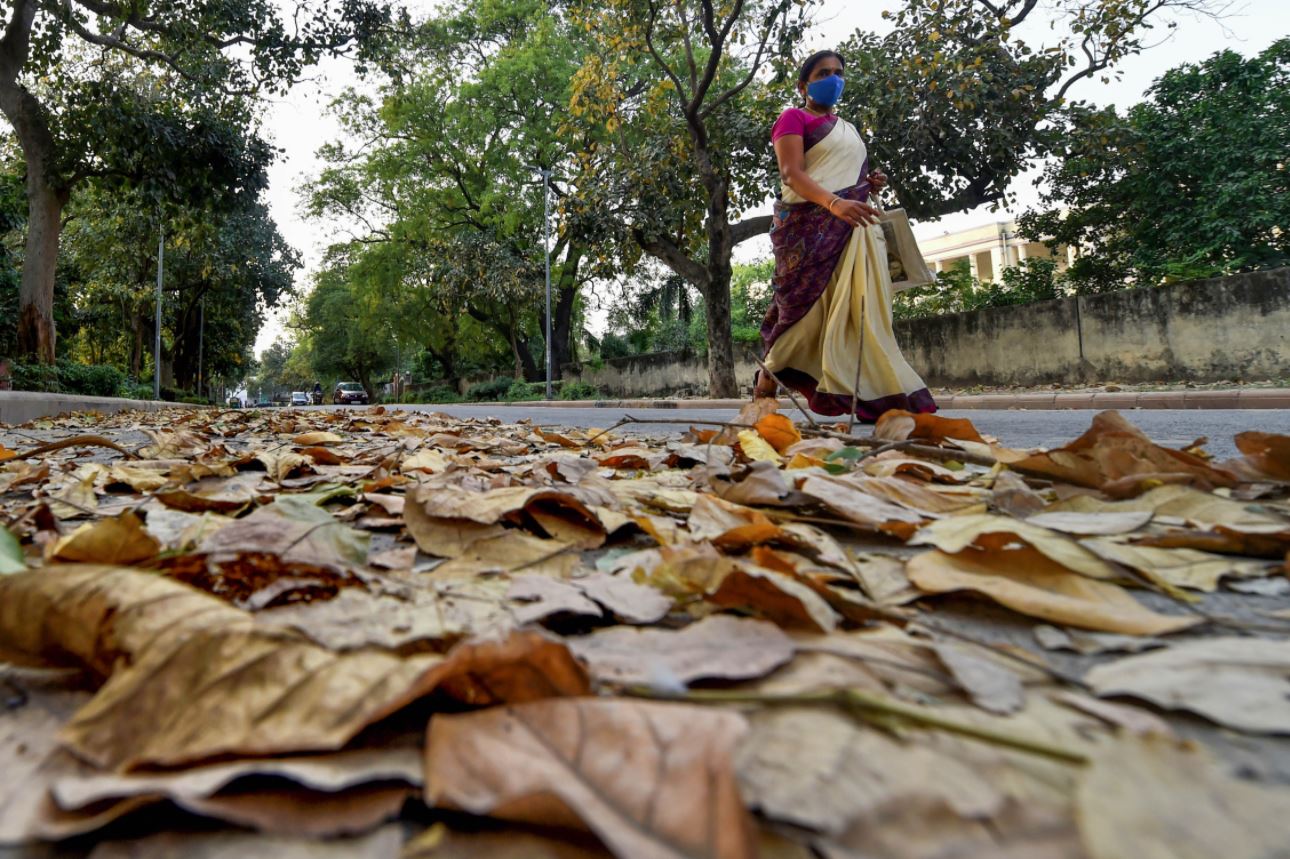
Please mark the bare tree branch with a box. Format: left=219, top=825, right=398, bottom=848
left=633, top=227, right=711, bottom=287
left=642, top=1, right=688, bottom=110
left=731, top=214, right=773, bottom=245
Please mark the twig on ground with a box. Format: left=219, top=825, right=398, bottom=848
left=628, top=686, right=1089, bottom=765
left=16, top=435, right=138, bottom=461
left=755, top=359, right=820, bottom=429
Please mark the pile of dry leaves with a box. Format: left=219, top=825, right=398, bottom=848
left=1, top=402, right=1289, bottom=858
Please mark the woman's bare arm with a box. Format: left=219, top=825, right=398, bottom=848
left=774, top=134, right=880, bottom=228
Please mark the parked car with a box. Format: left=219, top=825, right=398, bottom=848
left=333, top=382, right=368, bottom=405
left=253, top=400, right=274, bottom=409
left=290, top=391, right=309, bottom=407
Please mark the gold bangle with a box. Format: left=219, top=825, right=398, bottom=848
left=827, top=196, right=841, bottom=214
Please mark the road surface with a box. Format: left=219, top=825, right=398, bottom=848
left=340, top=405, right=1290, bottom=460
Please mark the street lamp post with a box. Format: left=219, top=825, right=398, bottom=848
left=541, top=168, right=553, bottom=401
left=154, top=217, right=164, bottom=401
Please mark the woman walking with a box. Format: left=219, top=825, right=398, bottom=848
left=756, top=50, right=936, bottom=421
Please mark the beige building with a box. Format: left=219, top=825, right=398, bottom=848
left=919, top=219, right=1077, bottom=282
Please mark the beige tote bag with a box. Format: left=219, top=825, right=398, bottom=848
left=874, top=204, right=935, bottom=291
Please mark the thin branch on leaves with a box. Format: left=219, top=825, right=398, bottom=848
left=628, top=686, right=1090, bottom=766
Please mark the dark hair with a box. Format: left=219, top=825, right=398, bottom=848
left=798, top=50, right=845, bottom=84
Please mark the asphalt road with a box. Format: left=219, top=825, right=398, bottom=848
left=344, top=404, right=1290, bottom=460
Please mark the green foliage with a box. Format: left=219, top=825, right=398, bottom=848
left=893, top=258, right=1064, bottom=321
left=121, top=382, right=155, bottom=401
left=466, top=377, right=516, bottom=402
left=560, top=381, right=599, bottom=401
left=505, top=380, right=536, bottom=402
left=843, top=0, right=1227, bottom=219
left=1020, top=40, right=1290, bottom=287
left=9, top=360, right=125, bottom=397
left=409, top=385, right=463, bottom=404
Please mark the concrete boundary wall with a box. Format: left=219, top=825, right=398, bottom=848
left=566, top=267, right=1290, bottom=395
left=0, top=392, right=191, bottom=425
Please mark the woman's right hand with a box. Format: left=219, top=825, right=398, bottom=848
left=829, top=198, right=882, bottom=227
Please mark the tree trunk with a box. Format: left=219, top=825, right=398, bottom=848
left=0, top=1, right=61, bottom=363
left=552, top=245, right=583, bottom=376
left=16, top=182, right=60, bottom=362
left=701, top=272, right=738, bottom=398
left=701, top=171, right=739, bottom=398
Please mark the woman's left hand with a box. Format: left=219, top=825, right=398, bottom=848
left=868, top=169, right=888, bottom=191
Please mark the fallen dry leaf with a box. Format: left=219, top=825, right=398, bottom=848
left=1085, top=637, right=1290, bottom=734
left=1077, top=736, right=1290, bottom=859
left=911, top=514, right=1121, bottom=581
left=50, top=511, right=160, bottom=565
left=1231, top=431, right=1290, bottom=482
left=875, top=410, right=986, bottom=445
left=1081, top=537, right=1272, bottom=592
left=932, top=641, right=1026, bottom=715
left=754, top=413, right=802, bottom=454
left=425, top=698, right=757, bottom=859
left=907, top=548, right=1199, bottom=635
left=568, top=615, right=794, bottom=689
left=998, top=411, right=1237, bottom=495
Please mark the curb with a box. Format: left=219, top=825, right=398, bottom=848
left=0, top=391, right=200, bottom=425
left=498, top=388, right=1290, bottom=412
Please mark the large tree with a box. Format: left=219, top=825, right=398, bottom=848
left=306, top=0, right=595, bottom=384
left=0, top=0, right=389, bottom=362
left=570, top=0, right=1228, bottom=396
left=1019, top=39, right=1290, bottom=289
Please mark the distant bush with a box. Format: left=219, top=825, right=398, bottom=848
left=560, top=381, right=599, bottom=401
left=402, top=385, right=462, bottom=404
left=504, top=380, right=537, bottom=402
left=10, top=360, right=126, bottom=397
left=121, top=382, right=154, bottom=401
left=465, top=376, right=514, bottom=401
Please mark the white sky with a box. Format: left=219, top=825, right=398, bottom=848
left=254, top=0, right=1289, bottom=351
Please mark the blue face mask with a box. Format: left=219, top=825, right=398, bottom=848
left=806, top=74, right=845, bottom=108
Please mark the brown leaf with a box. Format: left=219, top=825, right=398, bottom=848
left=255, top=449, right=314, bottom=483
left=911, top=514, right=1121, bottom=581
left=1086, top=637, right=1290, bottom=734
left=257, top=580, right=515, bottom=651
left=155, top=473, right=263, bottom=514
left=799, top=475, right=926, bottom=538
left=425, top=698, right=757, bottom=859
left=509, top=575, right=604, bottom=625
left=875, top=410, right=986, bottom=445
left=301, top=446, right=346, bottom=465
left=0, top=565, right=442, bottom=771
left=1000, top=411, right=1237, bottom=494
left=200, top=496, right=370, bottom=568
left=1077, top=737, right=1290, bottom=859
left=710, top=564, right=840, bottom=633
left=687, top=494, right=786, bottom=550
left=1080, top=537, right=1273, bottom=592
left=754, top=413, right=802, bottom=454
left=568, top=615, right=794, bottom=688
left=292, top=431, right=345, bottom=447
left=714, top=398, right=779, bottom=446
left=932, top=641, right=1025, bottom=715
left=1232, top=431, right=1290, bottom=482
left=51, top=511, right=161, bottom=565
left=406, top=629, right=591, bottom=708
left=907, top=548, right=1199, bottom=635
left=574, top=572, right=672, bottom=624
left=737, top=707, right=1080, bottom=857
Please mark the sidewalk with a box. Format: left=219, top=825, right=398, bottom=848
left=510, top=388, right=1290, bottom=411
left=0, top=391, right=191, bottom=425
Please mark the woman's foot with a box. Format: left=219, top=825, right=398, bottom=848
left=753, top=370, right=778, bottom=399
